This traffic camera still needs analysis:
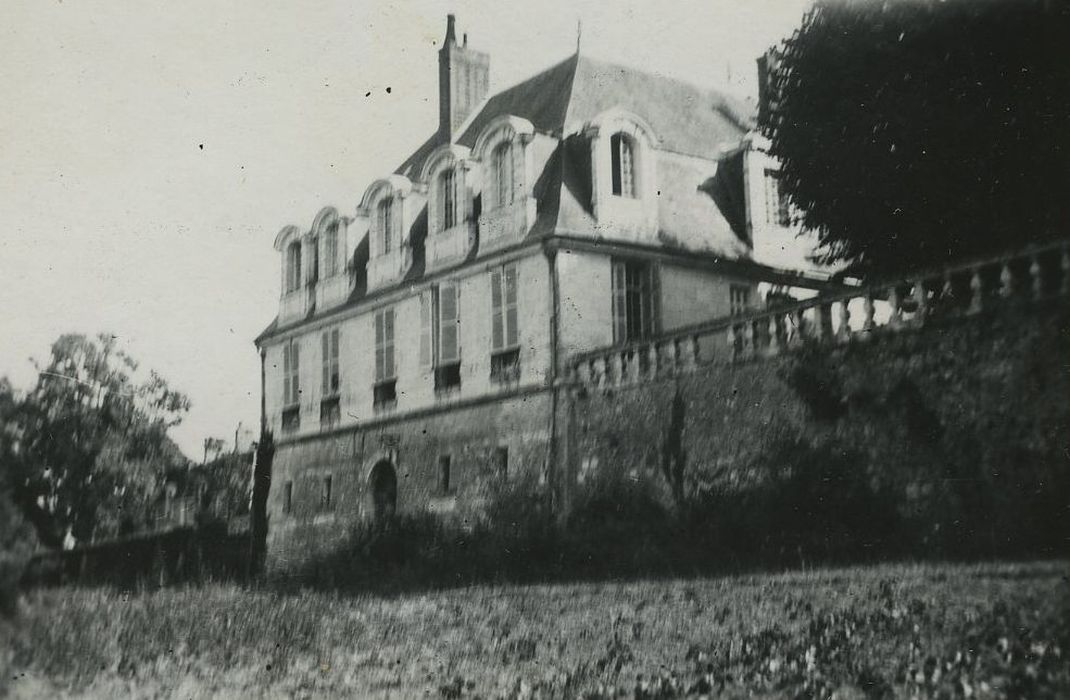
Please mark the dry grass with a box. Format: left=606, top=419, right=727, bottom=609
left=5, top=560, right=1068, bottom=698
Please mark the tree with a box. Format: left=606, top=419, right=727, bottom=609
left=1, top=334, right=190, bottom=547
left=761, top=0, right=1070, bottom=279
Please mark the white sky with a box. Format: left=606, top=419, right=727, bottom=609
left=0, top=0, right=810, bottom=460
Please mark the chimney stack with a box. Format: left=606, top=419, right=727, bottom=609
left=439, top=14, right=489, bottom=139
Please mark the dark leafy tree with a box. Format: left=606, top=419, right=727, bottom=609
left=0, top=334, right=190, bottom=546
left=761, top=0, right=1070, bottom=278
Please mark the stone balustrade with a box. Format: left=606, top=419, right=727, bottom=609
left=570, top=240, right=1070, bottom=388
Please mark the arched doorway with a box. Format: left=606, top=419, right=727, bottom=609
left=369, top=460, right=397, bottom=523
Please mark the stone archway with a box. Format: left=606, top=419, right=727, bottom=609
left=369, top=460, right=397, bottom=523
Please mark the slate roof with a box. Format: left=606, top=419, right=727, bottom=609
left=257, top=54, right=764, bottom=343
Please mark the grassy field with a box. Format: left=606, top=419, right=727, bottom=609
left=4, top=560, right=1068, bottom=698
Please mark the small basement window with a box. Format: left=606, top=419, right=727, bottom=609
left=495, top=446, right=509, bottom=479
left=490, top=348, right=520, bottom=383
left=320, top=474, right=333, bottom=510
left=373, top=380, right=397, bottom=411
left=434, top=363, right=462, bottom=394
left=438, top=455, right=452, bottom=495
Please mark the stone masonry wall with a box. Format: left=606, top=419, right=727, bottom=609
left=567, top=300, right=1070, bottom=555
left=266, top=389, right=552, bottom=573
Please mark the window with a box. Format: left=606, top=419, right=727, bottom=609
left=612, top=260, right=656, bottom=343
left=308, top=236, right=319, bottom=284
left=282, top=339, right=300, bottom=406
left=764, top=169, right=791, bottom=226
left=492, top=141, right=514, bottom=209
left=323, top=224, right=339, bottom=277
left=490, top=265, right=520, bottom=383
left=438, top=455, right=452, bottom=494
left=611, top=133, right=637, bottom=198
left=495, top=446, right=509, bottom=479
left=320, top=397, right=340, bottom=428
left=730, top=285, right=751, bottom=316
left=321, top=328, right=340, bottom=396
left=421, top=283, right=462, bottom=393
left=490, top=265, right=519, bottom=351
left=437, top=169, right=457, bottom=232
left=374, top=308, right=397, bottom=409
left=320, top=474, right=332, bottom=510
left=283, top=481, right=293, bottom=514
left=376, top=198, right=393, bottom=255
left=285, top=242, right=302, bottom=292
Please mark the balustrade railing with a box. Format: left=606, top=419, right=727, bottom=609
left=570, top=240, right=1070, bottom=388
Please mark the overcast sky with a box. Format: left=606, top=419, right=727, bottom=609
left=0, top=0, right=811, bottom=459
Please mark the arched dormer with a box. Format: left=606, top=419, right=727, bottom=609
left=420, top=144, right=477, bottom=270
left=274, top=224, right=310, bottom=322
left=311, top=206, right=343, bottom=279
left=472, top=115, right=536, bottom=253
left=358, top=175, right=418, bottom=291
left=309, top=206, right=352, bottom=310
left=581, top=109, right=660, bottom=238
left=274, top=225, right=304, bottom=294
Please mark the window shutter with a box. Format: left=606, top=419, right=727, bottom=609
left=374, top=312, right=384, bottom=381
left=384, top=309, right=395, bottom=378
left=611, top=134, right=623, bottom=196
left=321, top=332, right=329, bottom=394
left=330, top=329, right=340, bottom=393
left=430, top=178, right=440, bottom=235
left=439, top=283, right=459, bottom=363
left=646, top=264, right=660, bottom=335
left=511, top=140, right=523, bottom=204
left=291, top=342, right=300, bottom=403
left=283, top=343, right=291, bottom=405
left=612, top=261, right=627, bottom=343
left=490, top=269, right=503, bottom=350
left=420, top=291, right=434, bottom=367
left=504, top=265, right=519, bottom=347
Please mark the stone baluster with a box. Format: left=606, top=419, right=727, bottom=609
left=1062, top=245, right=1070, bottom=296
left=592, top=356, right=607, bottom=388
left=726, top=324, right=738, bottom=361
left=791, top=310, right=806, bottom=345
left=609, top=351, right=624, bottom=386
left=679, top=335, right=696, bottom=369
left=688, top=335, right=701, bottom=366
left=999, top=262, right=1014, bottom=299
left=647, top=343, right=659, bottom=377
left=574, top=361, right=587, bottom=385
left=767, top=315, right=780, bottom=356
left=628, top=348, right=642, bottom=383
left=1030, top=254, right=1043, bottom=301
left=837, top=300, right=851, bottom=340
left=888, top=286, right=902, bottom=328
left=913, top=279, right=928, bottom=322
left=863, top=295, right=876, bottom=332
left=941, top=272, right=955, bottom=312
left=662, top=340, right=676, bottom=375
left=812, top=304, right=827, bottom=340
left=968, top=266, right=984, bottom=315
left=743, top=321, right=756, bottom=358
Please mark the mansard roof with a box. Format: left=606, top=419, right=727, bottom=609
left=396, top=54, right=754, bottom=180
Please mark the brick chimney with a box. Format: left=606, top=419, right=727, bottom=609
left=438, top=14, right=489, bottom=139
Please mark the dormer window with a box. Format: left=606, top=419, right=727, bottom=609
left=286, top=241, right=302, bottom=292
left=376, top=198, right=393, bottom=254
left=611, top=133, right=637, bottom=198
left=323, top=224, right=339, bottom=277
left=307, top=235, right=319, bottom=284
left=437, top=169, right=457, bottom=232
left=491, top=141, right=515, bottom=210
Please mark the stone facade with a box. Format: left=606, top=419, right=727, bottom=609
left=254, top=15, right=832, bottom=571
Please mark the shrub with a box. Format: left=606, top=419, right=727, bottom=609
left=0, top=490, right=34, bottom=616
